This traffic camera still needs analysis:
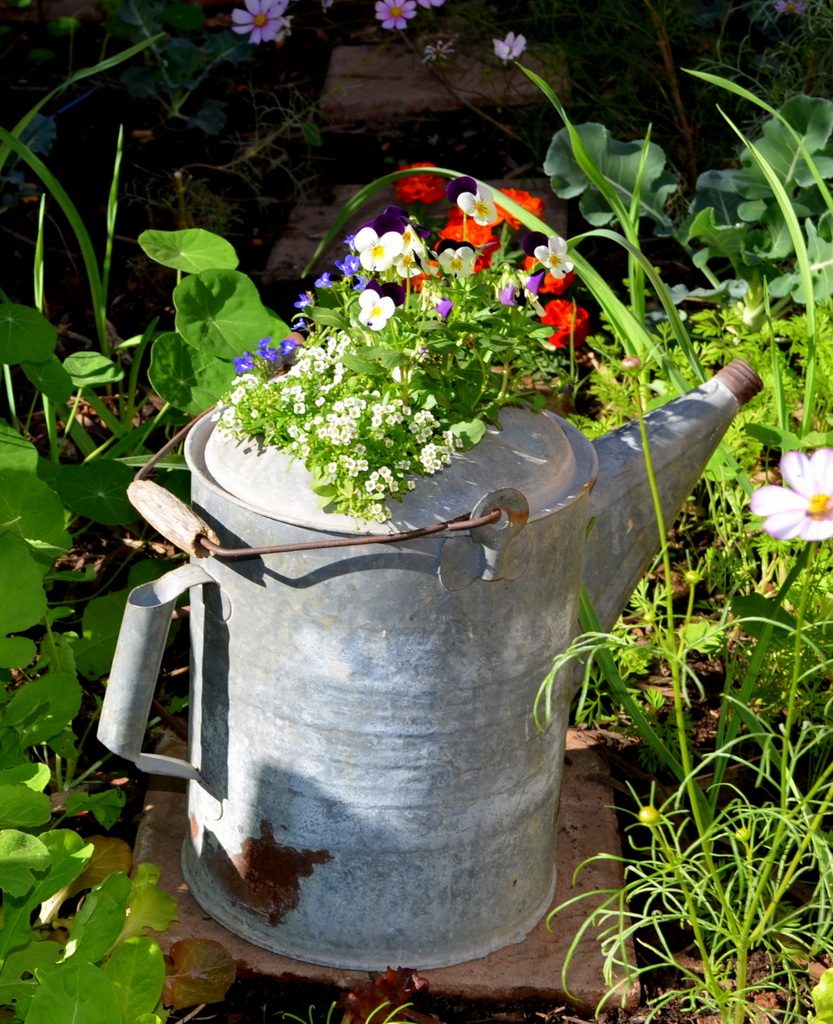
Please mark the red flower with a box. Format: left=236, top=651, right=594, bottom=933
left=495, top=188, right=545, bottom=230
left=540, top=299, right=590, bottom=349
left=393, top=162, right=448, bottom=205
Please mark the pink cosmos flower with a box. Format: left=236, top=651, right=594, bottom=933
left=750, top=448, right=833, bottom=541
left=232, top=0, right=290, bottom=44
left=493, top=31, right=526, bottom=62
left=375, top=0, right=418, bottom=29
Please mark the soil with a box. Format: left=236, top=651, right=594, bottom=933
left=0, top=7, right=813, bottom=1023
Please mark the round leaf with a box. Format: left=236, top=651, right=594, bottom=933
left=0, top=469, right=71, bottom=560
left=139, top=228, right=238, bottom=274
left=26, top=961, right=121, bottom=1024
left=0, top=304, right=56, bottom=365
left=62, top=351, right=123, bottom=387
left=102, top=938, right=166, bottom=1022
left=174, top=269, right=279, bottom=358
left=0, top=423, right=38, bottom=471
left=0, top=830, right=50, bottom=896
left=0, top=533, right=47, bottom=634
left=148, top=331, right=235, bottom=413
left=22, top=355, right=74, bottom=403
left=54, top=461, right=136, bottom=525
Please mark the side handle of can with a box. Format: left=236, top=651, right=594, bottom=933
left=98, top=562, right=213, bottom=781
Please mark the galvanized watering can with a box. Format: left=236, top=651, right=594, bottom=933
left=99, top=360, right=760, bottom=970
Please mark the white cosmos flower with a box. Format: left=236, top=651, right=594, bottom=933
left=353, top=226, right=404, bottom=272
left=358, top=289, right=396, bottom=330
left=437, top=246, right=476, bottom=278
left=455, top=182, right=497, bottom=226
left=533, top=234, right=574, bottom=278
left=493, top=31, right=526, bottom=62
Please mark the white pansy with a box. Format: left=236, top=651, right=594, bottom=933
left=353, top=226, right=404, bottom=272
left=437, top=246, right=476, bottom=278
left=358, top=289, right=396, bottom=330
left=533, top=235, right=574, bottom=278
left=455, top=182, right=497, bottom=225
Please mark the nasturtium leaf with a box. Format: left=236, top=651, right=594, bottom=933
left=53, top=461, right=136, bottom=526
left=22, top=354, right=75, bottom=403
left=3, top=672, right=82, bottom=748
left=0, top=763, right=50, bottom=791
left=0, top=637, right=35, bottom=670
left=63, top=351, right=124, bottom=387
left=148, top=331, right=235, bottom=413
left=0, top=941, right=61, bottom=1008
left=174, top=269, right=282, bottom=359
left=64, top=871, right=132, bottom=963
left=162, top=938, right=236, bottom=1010
left=103, top=937, right=166, bottom=1022
left=0, top=422, right=38, bottom=471
left=26, top=960, right=121, bottom=1024
left=0, top=829, right=50, bottom=896
left=0, top=304, right=56, bottom=364
left=811, top=966, right=833, bottom=1022
left=0, top=468, right=71, bottom=560
left=450, top=419, right=486, bottom=448
left=0, top=784, right=52, bottom=829
left=115, top=863, right=178, bottom=944
left=730, top=593, right=794, bottom=641
left=0, top=533, right=47, bottom=634
left=139, top=228, right=238, bottom=274
left=65, top=788, right=126, bottom=829
left=161, top=2, right=204, bottom=30
left=72, top=588, right=130, bottom=681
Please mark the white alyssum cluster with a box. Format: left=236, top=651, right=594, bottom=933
left=220, top=332, right=462, bottom=522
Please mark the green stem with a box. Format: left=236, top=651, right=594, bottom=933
left=780, top=542, right=817, bottom=811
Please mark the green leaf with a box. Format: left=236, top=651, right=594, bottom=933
left=743, top=423, right=802, bottom=450
left=139, top=228, right=238, bottom=274
left=63, top=351, right=124, bottom=387
left=3, top=672, right=82, bottom=748
left=64, top=871, right=132, bottom=963
left=0, top=422, right=39, bottom=471
left=72, top=588, right=130, bottom=681
left=102, top=937, right=166, bottom=1023
left=0, top=784, right=52, bottom=829
left=0, top=762, right=50, bottom=791
left=115, top=863, right=178, bottom=945
left=53, top=461, right=136, bottom=526
left=0, top=830, right=50, bottom=896
left=174, top=269, right=282, bottom=359
left=0, top=532, right=47, bottom=635
left=0, top=304, right=56, bottom=364
left=162, top=2, right=205, bottom=30
left=730, top=593, right=794, bottom=641
left=148, top=331, right=235, bottom=413
left=162, top=938, right=236, bottom=1011
left=0, top=940, right=61, bottom=1009
left=65, top=788, right=126, bottom=829
left=26, top=960, right=122, bottom=1024
left=543, top=122, right=677, bottom=230
left=0, top=637, right=36, bottom=670
left=811, top=967, right=833, bottom=1022
left=0, top=468, right=71, bottom=559
left=22, top=355, right=75, bottom=403
left=450, top=419, right=486, bottom=448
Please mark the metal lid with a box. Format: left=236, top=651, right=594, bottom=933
left=187, top=407, right=597, bottom=536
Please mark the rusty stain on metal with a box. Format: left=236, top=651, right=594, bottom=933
left=211, top=821, right=333, bottom=925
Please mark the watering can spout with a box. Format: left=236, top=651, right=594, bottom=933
left=582, top=359, right=762, bottom=633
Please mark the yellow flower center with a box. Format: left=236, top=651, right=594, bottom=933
left=253, top=12, right=268, bottom=26
left=474, top=199, right=490, bottom=220
left=371, top=244, right=386, bottom=260
left=807, top=493, right=832, bottom=518
left=390, top=4, right=403, bottom=15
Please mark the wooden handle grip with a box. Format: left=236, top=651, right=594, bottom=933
left=128, top=479, right=220, bottom=557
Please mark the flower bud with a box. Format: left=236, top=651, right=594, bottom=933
left=638, top=805, right=661, bottom=826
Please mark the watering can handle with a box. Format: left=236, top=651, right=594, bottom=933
left=97, top=563, right=213, bottom=781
